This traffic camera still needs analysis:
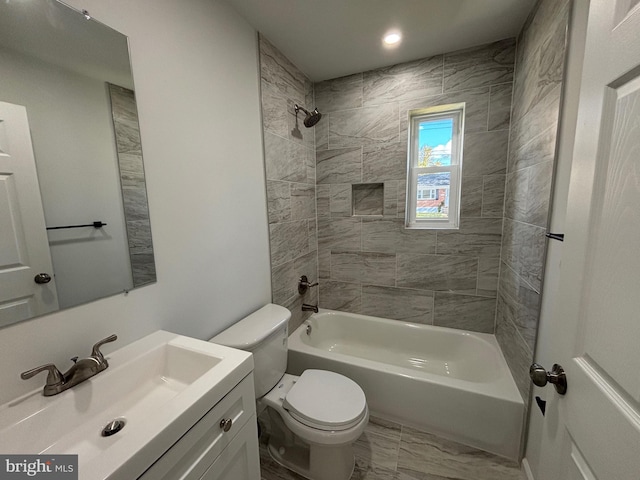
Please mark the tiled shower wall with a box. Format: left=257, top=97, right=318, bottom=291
left=258, top=35, right=319, bottom=333
left=496, top=0, right=570, bottom=401
left=314, top=40, right=516, bottom=333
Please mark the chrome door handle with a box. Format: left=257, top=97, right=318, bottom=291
left=530, top=363, right=567, bottom=395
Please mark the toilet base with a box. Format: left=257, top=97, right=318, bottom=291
left=265, top=406, right=356, bottom=480
left=267, top=436, right=355, bottom=480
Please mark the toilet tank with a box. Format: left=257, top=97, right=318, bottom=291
left=210, top=304, right=290, bottom=399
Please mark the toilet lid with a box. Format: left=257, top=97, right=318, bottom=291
left=283, top=370, right=367, bottom=431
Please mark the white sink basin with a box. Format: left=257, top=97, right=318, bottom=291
left=0, top=331, right=253, bottom=480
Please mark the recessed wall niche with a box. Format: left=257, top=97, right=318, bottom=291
left=352, top=183, right=384, bottom=216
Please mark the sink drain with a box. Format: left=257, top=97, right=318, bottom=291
left=101, top=418, right=126, bottom=437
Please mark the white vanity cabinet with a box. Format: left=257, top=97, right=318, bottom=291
left=138, top=374, right=260, bottom=480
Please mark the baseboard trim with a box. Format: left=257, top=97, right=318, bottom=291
left=521, top=458, right=535, bottom=480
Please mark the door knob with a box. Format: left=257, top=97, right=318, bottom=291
left=34, top=273, right=52, bottom=284
left=530, top=363, right=567, bottom=395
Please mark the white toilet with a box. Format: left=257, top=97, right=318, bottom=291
left=211, top=303, right=368, bottom=480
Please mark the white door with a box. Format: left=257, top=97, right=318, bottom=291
left=0, top=101, right=58, bottom=327
left=534, top=0, right=640, bottom=478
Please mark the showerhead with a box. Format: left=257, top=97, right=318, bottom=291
left=294, top=104, right=322, bottom=128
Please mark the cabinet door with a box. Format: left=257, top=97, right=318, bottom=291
left=200, top=419, right=260, bottom=480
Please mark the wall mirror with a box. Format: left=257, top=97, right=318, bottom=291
left=0, top=0, right=156, bottom=329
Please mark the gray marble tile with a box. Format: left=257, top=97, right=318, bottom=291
left=482, top=175, right=506, bottom=218
left=316, top=147, right=362, bottom=184
left=495, top=297, right=532, bottom=403
left=362, top=285, right=434, bottom=324
left=331, top=251, right=396, bottom=287
left=291, top=183, right=315, bottom=221
left=315, top=73, right=363, bottom=113
left=498, top=262, right=541, bottom=351
left=397, top=254, right=478, bottom=294
left=519, top=222, right=546, bottom=292
left=261, top=80, right=289, bottom=138
left=512, top=1, right=569, bottom=124
left=271, top=260, right=296, bottom=305
left=126, top=219, right=153, bottom=254
left=331, top=250, right=362, bottom=283
left=117, top=153, right=145, bottom=187
left=477, top=256, right=500, bottom=297
left=308, top=218, right=318, bottom=252
left=319, top=280, right=361, bottom=313
left=488, top=83, right=513, bottom=131
left=363, top=143, right=408, bottom=182
left=354, top=184, right=384, bottom=216
left=384, top=181, right=399, bottom=217
left=399, top=87, right=490, bottom=137
left=501, top=219, right=546, bottom=293
left=363, top=56, right=443, bottom=106
left=260, top=35, right=307, bottom=105
left=397, top=182, right=407, bottom=219
left=264, top=132, right=307, bottom=183
left=460, top=176, right=483, bottom=218
left=433, top=293, right=496, bottom=333
left=267, top=180, right=291, bottom=224
left=316, top=184, right=331, bottom=218
left=397, top=427, right=520, bottom=480
left=366, top=416, right=402, bottom=441
left=509, top=84, right=561, bottom=161
left=524, top=160, right=553, bottom=227
left=354, top=426, right=400, bottom=471
left=504, top=169, right=529, bottom=223
left=508, top=123, right=558, bottom=174
left=315, top=112, right=329, bottom=151
left=109, top=84, right=142, bottom=156
left=269, top=220, right=309, bottom=267
left=318, top=246, right=331, bottom=279
left=444, top=38, right=516, bottom=93
left=461, top=130, right=509, bottom=177
left=121, top=186, right=150, bottom=222
left=330, top=184, right=353, bottom=217
left=362, top=217, right=436, bottom=255
left=351, top=460, right=400, bottom=480
left=330, top=103, right=399, bottom=148
left=317, top=216, right=362, bottom=251
left=361, top=252, right=396, bottom=286
left=130, top=254, right=156, bottom=287
left=436, top=218, right=502, bottom=257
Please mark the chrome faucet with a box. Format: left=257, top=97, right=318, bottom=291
left=302, top=303, right=318, bottom=313
left=21, top=334, right=117, bottom=396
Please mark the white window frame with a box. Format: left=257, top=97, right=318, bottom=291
left=406, top=103, right=465, bottom=229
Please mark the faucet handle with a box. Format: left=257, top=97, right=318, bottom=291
left=91, top=334, right=118, bottom=362
left=20, top=364, right=64, bottom=386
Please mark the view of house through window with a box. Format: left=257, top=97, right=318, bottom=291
left=406, top=104, right=464, bottom=229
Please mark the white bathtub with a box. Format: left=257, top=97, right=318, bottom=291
left=287, top=310, right=524, bottom=460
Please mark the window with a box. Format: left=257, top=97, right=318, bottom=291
left=406, top=104, right=464, bottom=229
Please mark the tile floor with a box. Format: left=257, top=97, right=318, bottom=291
left=259, top=415, right=524, bottom=480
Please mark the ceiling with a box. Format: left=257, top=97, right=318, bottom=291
left=223, top=0, right=537, bottom=82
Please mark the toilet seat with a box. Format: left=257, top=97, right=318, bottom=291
left=283, top=370, right=367, bottom=431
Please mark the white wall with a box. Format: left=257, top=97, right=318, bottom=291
left=522, top=1, right=590, bottom=478
left=0, top=0, right=271, bottom=405
left=0, top=45, right=133, bottom=308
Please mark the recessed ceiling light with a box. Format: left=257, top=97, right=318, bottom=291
left=383, top=32, right=402, bottom=46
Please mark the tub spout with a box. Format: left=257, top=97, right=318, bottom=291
left=302, top=303, right=318, bottom=313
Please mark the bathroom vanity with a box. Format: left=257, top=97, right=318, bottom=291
left=0, top=331, right=260, bottom=480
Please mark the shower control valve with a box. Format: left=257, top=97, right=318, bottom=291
left=298, top=275, right=318, bottom=294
